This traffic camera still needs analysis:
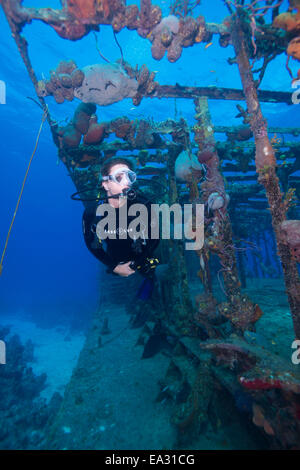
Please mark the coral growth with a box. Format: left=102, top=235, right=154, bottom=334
left=226, top=125, right=253, bottom=142
left=175, top=149, right=204, bottom=183
left=273, top=6, right=300, bottom=78
left=197, top=146, right=215, bottom=164
left=151, top=15, right=180, bottom=59
left=218, top=297, right=263, bottom=333
left=255, top=138, right=276, bottom=170
left=51, top=21, right=91, bottom=41
left=125, top=4, right=139, bottom=30
left=73, top=102, right=96, bottom=134
left=107, top=115, right=164, bottom=148
left=78, top=153, right=98, bottom=167
left=200, top=340, right=257, bottom=372
left=193, top=293, right=225, bottom=338
left=133, top=119, right=156, bottom=147
left=64, top=0, right=129, bottom=32
left=273, top=11, right=300, bottom=34
left=133, top=65, right=158, bottom=106
left=74, top=63, right=138, bottom=106
left=279, top=220, right=300, bottom=262
left=66, top=0, right=110, bottom=22
left=202, top=336, right=300, bottom=448
left=252, top=403, right=275, bottom=436
left=83, top=115, right=105, bottom=145
left=150, top=14, right=210, bottom=62
left=110, top=116, right=133, bottom=139
left=194, top=293, right=218, bottom=322
left=138, top=0, right=162, bottom=38
left=0, top=327, right=62, bottom=449
left=37, top=60, right=154, bottom=107
left=239, top=372, right=300, bottom=392
left=207, top=192, right=229, bottom=212
left=59, top=102, right=97, bottom=151
left=287, top=36, right=300, bottom=60
left=61, top=123, right=82, bottom=148
left=115, top=61, right=159, bottom=106
left=36, top=60, right=84, bottom=103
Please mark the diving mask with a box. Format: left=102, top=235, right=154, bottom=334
left=102, top=167, right=137, bottom=186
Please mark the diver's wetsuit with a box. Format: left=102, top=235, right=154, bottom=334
left=82, top=192, right=159, bottom=275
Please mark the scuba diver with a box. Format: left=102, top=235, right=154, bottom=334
left=82, top=156, right=160, bottom=282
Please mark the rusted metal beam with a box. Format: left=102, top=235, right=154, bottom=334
left=214, top=126, right=300, bottom=136
left=231, top=13, right=300, bottom=340
left=152, top=84, right=293, bottom=104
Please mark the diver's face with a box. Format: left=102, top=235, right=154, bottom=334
left=102, top=163, right=131, bottom=196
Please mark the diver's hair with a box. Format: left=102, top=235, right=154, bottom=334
left=101, top=156, right=136, bottom=177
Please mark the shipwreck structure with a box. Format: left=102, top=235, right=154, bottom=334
left=1, top=0, right=300, bottom=450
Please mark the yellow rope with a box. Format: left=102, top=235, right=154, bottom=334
left=0, top=111, right=47, bottom=276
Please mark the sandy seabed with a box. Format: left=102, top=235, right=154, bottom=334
left=0, top=277, right=295, bottom=450
left=0, top=313, right=85, bottom=402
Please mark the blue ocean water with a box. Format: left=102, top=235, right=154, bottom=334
left=0, top=0, right=296, bottom=320
left=0, top=0, right=299, bottom=451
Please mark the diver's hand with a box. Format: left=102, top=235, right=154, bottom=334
left=113, top=262, right=135, bottom=277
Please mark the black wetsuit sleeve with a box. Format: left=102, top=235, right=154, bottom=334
left=82, top=208, right=118, bottom=271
